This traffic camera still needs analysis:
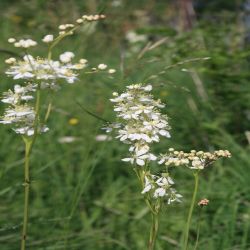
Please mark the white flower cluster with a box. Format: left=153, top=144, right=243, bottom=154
left=0, top=84, right=48, bottom=136
left=110, top=84, right=170, bottom=167
left=1, top=14, right=111, bottom=137
left=109, top=83, right=231, bottom=206
left=142, top=174, right=182, bottom=203
left=5, top=53, right=87, bottom=85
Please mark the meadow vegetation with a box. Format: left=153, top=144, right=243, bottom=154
left=0, top=1, right=249, bottom=249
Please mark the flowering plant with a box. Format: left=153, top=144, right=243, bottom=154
left=0, top=14, right=116, bottom=250
left=107, top=83, right=231, bottom=250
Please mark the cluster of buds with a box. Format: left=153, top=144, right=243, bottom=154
left=81, top=14, right=106, bottom=22
left=58, top=14, right=106, bottom=35
left=91, top=63, right=116, bottom=74
left=110, top=84, right=170, bottom=166
left=141, top=173, right=182, bottom=203
left=159, top=148, right=231, bottom=170
left=8, top=38, right=37, bottom=48
left=198, top=198, right=209, bottom=207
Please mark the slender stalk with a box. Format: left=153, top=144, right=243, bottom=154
left=134, top=167, right=160, bottom=249
left=30, top=84, right=41, bottom=152
left=48, top=26, right=79, bottom=61
left=20, top=83, right=42, bottom=250
left=21, top=139, right=32, bottom=250
left=183, top=172, right=199, bottom=250
left=194, top=207, right=202, bottom=250
left=148, top=212, right=159, bottom=250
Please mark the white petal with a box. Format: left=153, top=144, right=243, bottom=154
left=122, top=158, right=132, bottom=162
left=136, top=158, right=145, bottom=166
left=141, top=184, right=152, bottom=194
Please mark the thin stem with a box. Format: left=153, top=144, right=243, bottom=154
left=30, top=83, right=41, bottom=152
left=194, top=208, right=203, bottom=250
left=183, top=172, right=199, bottom=250
left=148, top=212, right=159, bottom=250
left=134, top=167, right=160, bottom=249
left=48, top=26, right=79, bottom=61
left=20, top=82, right=42, bottom=250
left=21, top=139, right=32, bottom=250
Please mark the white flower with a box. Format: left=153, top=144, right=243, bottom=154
left=8, top=38, right=16, bottom=43
left=59, top=24, right=66, bottom=30
left=141, top=176, right=153, bottom=194
left=76, top=18, right=83, bottom=24
left=156, top=176, right=174, bottom=186
left=154, top=187, right=166, bottom=198
left=108, top=69, right=116, bottom=74
left=143, top=85, right=152, bottom=91
left=60, top=52, right=75, bottom=63
left=79, top=59, right=88, bottom=64
left=98, top=64, right=107, bottom=70
left=141, top=174, right=181, bottom=202
left=5, top=57, right=16, bottom=64
left=42, top=34, right=54, bottom=43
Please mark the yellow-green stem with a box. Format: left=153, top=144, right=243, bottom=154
left=183, top=172, right=199, bottom=250
left=47, top=26, right=78, bottom=61
left=21, top=139, right=32, bottom=250
left=194, top=208, right=203, bottom=250
left=30, top=84, right=41, bottom=151
left=20, top=83, right=41, bottom=250
left=148, top=212, right=159, bottom=250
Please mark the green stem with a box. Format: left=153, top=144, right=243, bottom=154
left=183, top=172, right=199, bottom=250
left=148, top=212, right=159, bottom=250
left=48, top=26, right=79, bottom=61
left=21, top=139, right=32, bottom=250
left=194, top=208, right=203, bottom=250
left=30, top=83, right=41, bottom=152
left=20, top=82, right=42, bottom=249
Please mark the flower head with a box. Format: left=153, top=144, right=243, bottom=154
left=110, top=83, right=170, bottom=167
left=5, top=54, right=85, bottom=84
left=42, top=34, right=54, bottom=43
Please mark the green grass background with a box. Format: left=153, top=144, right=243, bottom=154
left=0, top=0, right=249, bottom=249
